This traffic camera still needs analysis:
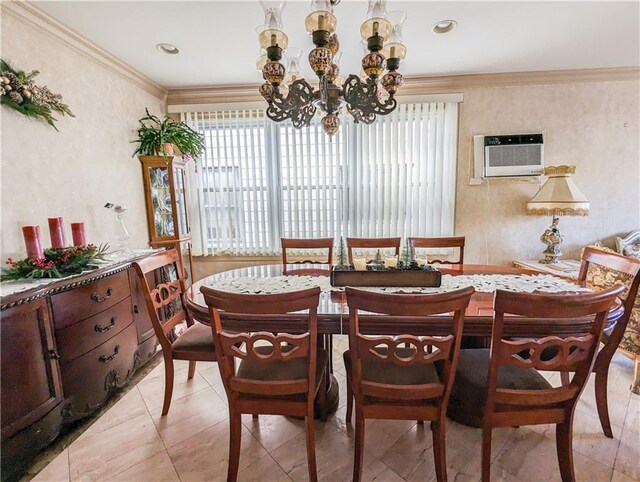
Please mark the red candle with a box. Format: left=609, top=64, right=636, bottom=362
left=48, top=217, right=66, bottom=248
left=22, top=226, right=44, bottom=259
left=71, top=222, right=86, bottom=246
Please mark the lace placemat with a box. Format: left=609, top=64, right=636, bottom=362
left=206, top=273, right=590, bottom=295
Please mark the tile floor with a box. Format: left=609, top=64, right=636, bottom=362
left=32, top=337, right=639, bottom=482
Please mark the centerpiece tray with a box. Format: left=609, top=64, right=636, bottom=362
left=330, top=268, right=442, bottom=287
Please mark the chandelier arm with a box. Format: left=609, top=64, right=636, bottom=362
left=265, top=80, right=317, bottom=127
left=343, top=74, right=398, bottom=125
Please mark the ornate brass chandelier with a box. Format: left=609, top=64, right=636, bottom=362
left=256, top=0, right=407, bottom=136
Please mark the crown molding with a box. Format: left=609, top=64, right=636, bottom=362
left=1, top=1, right=167, bottom=101
left=167, top=67, right=639, bottom=106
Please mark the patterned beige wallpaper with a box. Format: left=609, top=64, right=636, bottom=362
left=1, top=14, right=165, bottom=260
left=455, top=80, right=640, bottom=264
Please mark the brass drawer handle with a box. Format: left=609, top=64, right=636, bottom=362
left=95, top=316, right=116, bottom=333
left=91, top=288, right=113, bottom=303
left=99, top=344, right=120, bottom=363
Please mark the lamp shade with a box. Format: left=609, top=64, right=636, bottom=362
left=526, top=165, right=589, bottom=216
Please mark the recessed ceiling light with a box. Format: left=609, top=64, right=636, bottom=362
left=432, top=20, right=457, bottom=34
left=156, top=43, right=179, bottom=55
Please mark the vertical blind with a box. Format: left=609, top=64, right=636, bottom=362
left=182, top=100, right=459, bottom=256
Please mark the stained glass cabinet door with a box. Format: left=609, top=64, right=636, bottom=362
left=139, top=155, right=194, bottom=285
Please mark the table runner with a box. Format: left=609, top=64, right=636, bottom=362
left=206, top=273, right=590, bottom=295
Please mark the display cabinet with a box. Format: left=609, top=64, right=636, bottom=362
left=139, top=155, right=194, bottom=284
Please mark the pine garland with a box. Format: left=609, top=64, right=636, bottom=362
left=1, top=244, right=109, bottom=281
left=0, top=59, right=74, bottom=131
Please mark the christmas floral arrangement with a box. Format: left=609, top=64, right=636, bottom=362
left=0, top=59, right=74, bottom=130
left=1, top=244, right=109, bottom=281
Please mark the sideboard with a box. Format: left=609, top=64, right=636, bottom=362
left=0, top=252, right=159, bottom=480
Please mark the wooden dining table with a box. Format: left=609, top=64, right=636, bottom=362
left=184, top=263, right=623, bottom=417
left=185, top=263, right=622, bottom=337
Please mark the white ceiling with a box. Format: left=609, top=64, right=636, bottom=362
left=33, top=1, right=640, bottom=89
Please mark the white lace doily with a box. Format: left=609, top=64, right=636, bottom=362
left=206, top=273, right=589, bottom=295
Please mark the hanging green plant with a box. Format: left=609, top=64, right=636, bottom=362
left=0, top=59, right=74, bottom=131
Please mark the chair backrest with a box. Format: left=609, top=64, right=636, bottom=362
left=346, top=237, right=401, bottom=264
left=578, top=246, right=640, bottom=325
left=281, top=238, right=334, bottom=268
left=409, top=236, right=466, bottom=265
left=487, top=286, right=623, bottom=412
left=200, top=286, right=321, bottom=398
left=132, top=249, right=190, bottom=353
left=345, top=286, right=475, bottom=403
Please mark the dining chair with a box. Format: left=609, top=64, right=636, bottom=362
left=343, top=286, right=475, bottom=482
left=133, top=249, right=217, bottom=416
left=571, top=246, right=640, bottom=437
left=199, top=286, right=327, bottom=482
left=346, top=237, right=401, bottom=264
left=408, top=236, right=466, bottom=265
left=281, top=237, right=334, bottom=273
left=448, top=285, right=623, bottom=482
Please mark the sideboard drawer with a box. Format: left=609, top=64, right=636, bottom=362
left=51, top=270, right=130, bottom=329
left=60, top=322, right=138, bottom=422
left=56, top=297, right=133, bottom=363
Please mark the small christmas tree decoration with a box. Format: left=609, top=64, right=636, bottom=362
left=401, top=238, right=413, bottom=268
left=373, top=249, right=384, bottom=270
left=335, top=237, right=349, bottom=270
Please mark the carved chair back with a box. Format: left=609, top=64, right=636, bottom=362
left=346, top=237, right=401, bottom=264
left=487, top=286, right=623, bottom=414
left=408, top=236, right=466, bottom=265
left=200, top=287, right=321, bottom=397
left=133, top=249, right=190, bottom=353
left=281, top=238, right=334, bottom=270
left=345, top=286, right=475, bottom=403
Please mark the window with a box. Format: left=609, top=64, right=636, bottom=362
left=182, top=99, right=459, bottom=256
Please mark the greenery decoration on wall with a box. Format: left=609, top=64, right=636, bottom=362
left=0, top=59, right=74, bottom=131
left=1, top=244, right=109, bottom=281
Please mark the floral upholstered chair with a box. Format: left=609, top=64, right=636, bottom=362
left=582, top=240, right=640, bottom=396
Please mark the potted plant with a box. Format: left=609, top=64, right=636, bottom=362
left=132, top=108, right=205, bottom=159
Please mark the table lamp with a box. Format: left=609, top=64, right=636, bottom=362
left=526, top=165, right=589, bottom=264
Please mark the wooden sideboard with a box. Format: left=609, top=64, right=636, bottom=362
left=0, top=254, right=159, bottom=480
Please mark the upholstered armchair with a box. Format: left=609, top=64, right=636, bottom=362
left=585, top=230, right=640, bottom=394
left=615, top=230, right=640, bottom=393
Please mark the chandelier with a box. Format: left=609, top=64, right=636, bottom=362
left=256, top=0, right=407, bottom=136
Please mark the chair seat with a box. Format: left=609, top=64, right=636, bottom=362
left=236, top=347, right=329, bottom=395
left=343, top=348, right=440, bottom=403
left=447, top=349, right=551, bottom=427
left=172, top=323, right=216, bottom=353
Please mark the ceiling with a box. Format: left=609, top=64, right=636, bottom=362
left=33, top=1, right=640, bottom=89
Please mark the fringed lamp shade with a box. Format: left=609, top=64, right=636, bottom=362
left=526, top=165, right=590, bottom=216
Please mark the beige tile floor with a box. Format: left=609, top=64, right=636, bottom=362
left=32, top=337, right=640, bottom=482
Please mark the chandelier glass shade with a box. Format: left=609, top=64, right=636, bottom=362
left=256, top=0, right=407, bottom=136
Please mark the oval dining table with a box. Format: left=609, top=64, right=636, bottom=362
left=184, top=263, right=623, bottom=417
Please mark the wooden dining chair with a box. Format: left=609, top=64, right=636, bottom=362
left=133, top=249, right=217, bottom=416
left=408, top=236, right=466, bottom=265
left=346, top=237, right=401, bottom=264
left=281, top=238, right=334, bottom=273
left=571, top=247, right=640, bottom=437
left=199, top=286, right=327, bottom=482
left=449, top=286, right=623, bottom=482
left=344, top=286, right=475, bottom=482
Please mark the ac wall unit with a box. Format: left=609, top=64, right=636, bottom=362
left=470, top=134, right=544, bottom=184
